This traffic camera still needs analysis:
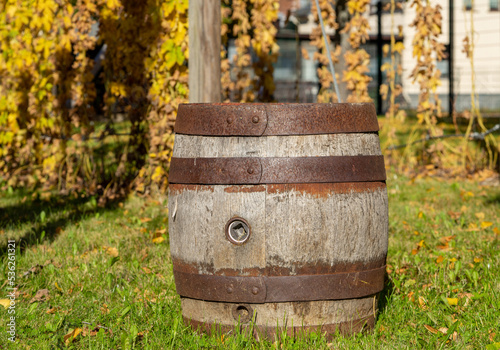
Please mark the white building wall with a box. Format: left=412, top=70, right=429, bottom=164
left=401, top=0, right=500, bottom=111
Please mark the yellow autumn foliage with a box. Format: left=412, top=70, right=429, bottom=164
left=342, top=0, right=372, bottom=103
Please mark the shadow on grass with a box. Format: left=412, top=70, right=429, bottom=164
left=484, top=192, right=500, bottom=205
left=0, top=188, right=121, bottom=257
left=377, top=272, right=395, bottom=316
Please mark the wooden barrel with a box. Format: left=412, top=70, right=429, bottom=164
left=168, top=103, right=388, bottom=340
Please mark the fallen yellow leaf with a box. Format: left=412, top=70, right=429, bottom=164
left=424, top=324, right=438, bottom=334
left=446, top=298, right=458, bottom=306
left=480, top=221, right=493, bottom=229
left=438, top=327, right=448, bottom=334
left=458, top=292, right=473, bottom=307
left=100, top=303, right=110, bottom=315
left=418, top=211, right=424, bottom=218
left=104, top=247, right=119, bottom=257
left=436, top=255, right=444, bottom=263
left=46, top=307, right=59, bottom=314
left=152, top=237, right=164, bottom=244
left=0, top=299, right=11, bottom=309
left=439, top=235, right=455, bottom=243
left=418, top=296, right=427, bottom=310
left=475, top=212, right=485, bottom=220
left=55, top=282, right=62, bottom=292
left=437, top=243, right=452, bottom=251
left=64, top=328, right=82, bottom=345
left=494, top=227, right=500, bottom=235
left=466, top=223, right=480, bottom=232
left=474, top=257, right=483, bottom=263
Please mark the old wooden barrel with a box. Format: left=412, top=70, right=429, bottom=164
left=168, top=103, right=388, bottom=339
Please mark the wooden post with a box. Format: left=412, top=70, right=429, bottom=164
left=188, top=0, right=221, bottom=103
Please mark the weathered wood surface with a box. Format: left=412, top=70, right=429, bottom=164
left=188, top=0, right=221, bottom=103
left=181, top=296, right=375, bottom=328
left=169, top=133, right=387, bottom=275
left=173, top=133, right=382, bottom=158
left=169, top=183, right=387, bottom=275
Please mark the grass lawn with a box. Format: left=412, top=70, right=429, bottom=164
left=0, top=170, right=499, bottom=349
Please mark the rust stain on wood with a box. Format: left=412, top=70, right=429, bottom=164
left=172, top=256, right=386, bottom=277
left=172, top=258, right=264, bottom=276
left=266, top=182, right=386, bottom=198
left=265, top=256, right=386, bottom=276
left=169, top=184, right=215, bottom=195
left=170, top=182, right=385, bottom=197
left=223, top=185, right=267, bottom=193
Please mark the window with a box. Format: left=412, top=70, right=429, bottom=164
left=464, top=0, right=472, bottom=10
left=490, top=0, right=499, bottom=10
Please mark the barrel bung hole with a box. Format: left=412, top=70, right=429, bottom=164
left=225, top=218, right=251, bottom=245
left=232, top=304, right=253, bottom=323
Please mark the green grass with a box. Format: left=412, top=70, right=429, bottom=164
left=0, top=172, right=499, bottom=349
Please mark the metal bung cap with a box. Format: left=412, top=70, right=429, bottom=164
left=225, top=217, right=251, bottom=245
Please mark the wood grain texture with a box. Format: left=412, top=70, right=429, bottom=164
left=168, top=183, right=388, bottom=274
left=188, top=0, right=221, bottom=103
left=169, top=184, right=267, bottom=274
left=181, top=296, right=375, bottom=327
left=173, top=133, right=382, bottom=158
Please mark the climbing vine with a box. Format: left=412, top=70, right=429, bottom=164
left=229, top=0, right=254, bottom=102
left=309, top=0, right=341, bottom=103
left=249, top=0, right=279, bottom=102
left=461, top=0, right=498, bottom=171
left=0, top=0, right=79, bottom=190
left=408, top=0, right=449, bottom=169
left=380, top=0, right=406, bottom=156
left=221, top=1, right=233, bottom=102
left=139, top=0, right=189, bottom=194
left=64, top=0, right=98, bottom=192
left=0, top=0, right=190, bottom=198
left=342, top=0, right=371, bottom=103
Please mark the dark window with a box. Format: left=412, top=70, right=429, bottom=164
left=464, top=0, right=472, bottom=10
left=490, top=0, right=499, bottom=10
